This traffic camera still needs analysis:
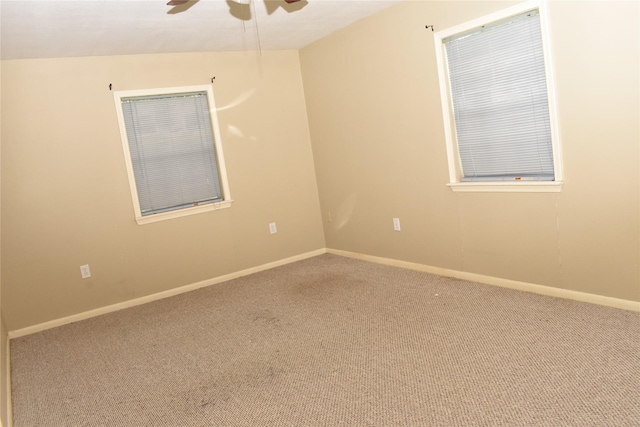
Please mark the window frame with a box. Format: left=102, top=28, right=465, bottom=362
left=114, top=85, right=232, bottom=225
left=433, top=0, right=563, bottom=193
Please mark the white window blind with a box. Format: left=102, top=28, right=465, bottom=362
left=120, top=91, right=223, bottom=216
left=444, top=10, right=555, bottom=182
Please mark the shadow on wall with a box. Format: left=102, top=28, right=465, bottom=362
left=334, top=193, right=358, bottom=231
left=219, top=88, right=257, bottom=140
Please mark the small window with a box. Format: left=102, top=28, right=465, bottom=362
left=114, top=85, right=232, bottom=224
left=434, top=0, right=563, bottom=192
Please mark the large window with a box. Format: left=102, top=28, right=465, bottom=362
left=114, top=85, right=232, bottom=224
left=434, top=0, right=563, bottom=192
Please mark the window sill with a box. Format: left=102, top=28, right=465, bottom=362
left=135, top=200, right=233, bottom=225
left=447, top=182, right=563, bottom=193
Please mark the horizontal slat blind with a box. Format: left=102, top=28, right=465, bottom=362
left=444, top=10, right=555, bottom=181
left=121, top=91, right=223, bottom=216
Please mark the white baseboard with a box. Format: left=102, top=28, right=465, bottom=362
left=8, top=246, right=638, bottom=340
left=8, top=248, right=327, bottom=339
left=5, top=338, right=11, bottom=427
left=327, top=248, right=640, bottom=312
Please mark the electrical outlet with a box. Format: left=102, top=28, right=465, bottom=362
left=269, top=222, right=277, bottom=234
left=80, top=264, right=91, bottom=279
left=393, top=218, right=401, bottom=231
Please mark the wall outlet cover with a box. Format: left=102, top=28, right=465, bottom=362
left=80, top=264, right=91, bottom=279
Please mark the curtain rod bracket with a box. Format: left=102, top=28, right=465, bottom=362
left=426, top=25, right=434, bottom=32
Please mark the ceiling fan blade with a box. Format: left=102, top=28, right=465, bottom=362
left=167, top=0, right=189, bottom=5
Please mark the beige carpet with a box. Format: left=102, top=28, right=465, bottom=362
left=10, top=254, right=640, bottom=426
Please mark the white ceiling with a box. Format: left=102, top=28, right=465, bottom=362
left=0, top=0, right=403, bottom=60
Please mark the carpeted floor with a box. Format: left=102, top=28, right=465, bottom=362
left=10, top=254, right=640, bottom=426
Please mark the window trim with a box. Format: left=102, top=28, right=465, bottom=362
left=114, top=85, right=232, bottom=225
left=433, top=0, right=563, bottom=193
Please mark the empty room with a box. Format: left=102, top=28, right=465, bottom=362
left=0, top=0, right=638, bottom=425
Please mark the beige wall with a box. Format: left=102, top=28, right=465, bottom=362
left=300, top=1, right=640, bottom=302
left=1, top=1, right=639, bottom=334
left=1, top=50, right=325, bottom=331
left=0, top=56, right=8, bottom=427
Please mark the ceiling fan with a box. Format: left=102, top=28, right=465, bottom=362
left=167, top=0, right=301, bottom=4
